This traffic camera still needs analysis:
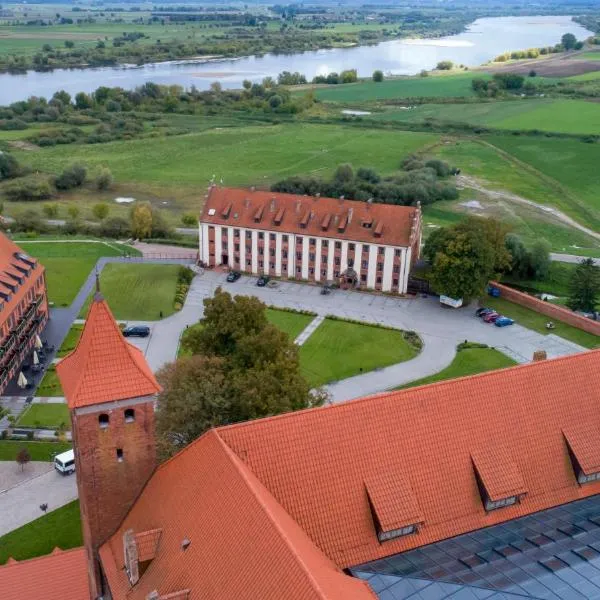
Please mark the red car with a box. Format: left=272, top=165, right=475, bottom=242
left=483, top=312, right=501, bottom=323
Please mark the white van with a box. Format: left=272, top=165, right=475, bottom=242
left=54, top=449, right=75, bottom=475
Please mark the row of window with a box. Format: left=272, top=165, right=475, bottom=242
left=99, top=408, right=135, bottom=428
left=0, top=280, right=44, bottom=343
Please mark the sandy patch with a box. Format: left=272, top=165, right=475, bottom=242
left=8, top=140, right=38, bottom=151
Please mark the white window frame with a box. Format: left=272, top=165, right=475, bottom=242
left=377, top=524, right=417, bottom=542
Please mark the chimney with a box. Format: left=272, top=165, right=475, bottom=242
left=348, top=207, right=353, bottom=224
left=533, top=350, right=547, bottom=362
left=146, top=592, right=160, bottom=600
left=123, top=529, right=140, bottom=585
left=250, top=186, right=255, bottom=192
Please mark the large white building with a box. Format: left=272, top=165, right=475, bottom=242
left=199, top=186, right=421, bottom=294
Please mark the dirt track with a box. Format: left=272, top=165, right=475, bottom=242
left=479, top=51, right=600, bottom=77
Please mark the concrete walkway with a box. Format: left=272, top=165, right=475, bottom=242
left=295, top=315, right=325, bottom=346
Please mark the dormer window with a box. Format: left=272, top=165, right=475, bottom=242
left=563, top=425, right=600, bottom=486
left=471, top=447, right=527, bottom=513
left=365, top=471, right=423, bottom=544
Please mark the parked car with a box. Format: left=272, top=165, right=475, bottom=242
left=256, top=275, right=270, bottom=287
left=495, top=317, right=515, bottom=327
left=483, top=312, right=501, bottom=323
left=123, top=325, right=150, bottom=338
left=475, top=307, right=493, bottom=317
left=226, top=271, right=241, bottom=282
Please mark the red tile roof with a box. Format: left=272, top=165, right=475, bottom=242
left=0, top=547, right=89, bottom=600
left=563, top=423, right=600, bottom=476
left=471, top=446, right=527, bottom=502
left=100, top=430, right=376, bottom=600
left=200, top=186, right=420, bottom=247
left=56, top=295, right=161, bottom=409
left=218, top=349, right=600, bottom=568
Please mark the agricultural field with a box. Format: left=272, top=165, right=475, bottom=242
left=78, top=263, right=182, bottom=320
left=311, top=73, right=486, bottom=102
left=15, top=240, right=140, bottom=307
left=371, top=98, right=600, bottom=135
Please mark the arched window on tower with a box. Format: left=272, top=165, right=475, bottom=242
left=124, top=408, right=135, bottom=424
left=99, top=413, right=109, bottom=429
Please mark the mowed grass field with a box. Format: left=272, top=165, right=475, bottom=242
left=0, top=440, right=71, bottom=461
left=17, top=404, right=70, bottom=429
left=12, top=124, right=438, bottom=188
left=79, top=263, right=181, bottom=320
left=16, top=240, right=140, bottom=307
left=311, top=73, right=486, bottom=102
left=372, top=99, right=600, bottom=135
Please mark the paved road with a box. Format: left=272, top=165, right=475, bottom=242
left=550, top=253, right=598, bottom=265
left=0, top=467, right=77, bottom=537
left=124, top=271, right=586, bottom=401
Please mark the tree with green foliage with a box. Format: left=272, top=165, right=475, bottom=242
left=0, top=152, right=21, bottom=180
left=67, top=205, right=80, bottom=220
left=181, top=213, right=197, bottom=227
left=436, top=60, right=453, bottom=70
left=568, top=258, right=600, bottom=313
left=92, top=203, right=110, bottom=220
left=372, top=70, right=384, bottom=82
left=95, top=167, right=113, bottom=191
left=42, top=203, right=59, bottom=218
left=55, top=164, right=86, bottom=190
left=157, top=288, right=326, bottom=457
left=130, top=202, right=153, bottom=239
left=74, top=92, right=92, bottom=110
left=425, top=218, right=509, bottom=301
left=529, top=239, right=552, bottom=279
left=333, top=163, right=354, bottom=184
left=562, top=33, right=577, bottom=50
left=16, top=447, right=31, bottom=472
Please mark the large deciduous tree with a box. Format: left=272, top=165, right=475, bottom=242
left=156, top=288, right=326, bottom=457
left=568, top=258, right=599, bottom=313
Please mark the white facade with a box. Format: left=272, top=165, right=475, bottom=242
left=199, top=222, right=414, bottom=294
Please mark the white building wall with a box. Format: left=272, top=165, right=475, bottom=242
left=315, top=239, right=322, bottom=282
left=301, top=236, right=309, bottom=280
left=201, top=223, right=210, bottom=265
left=275, top=233, right=283, bottom=277
left=367, top=244, right=377, bottom=289
left=215, top=226, right=222, bottom=265
left=227, top=227, right=234, bottom=268
left=382, top=247, right=395, bottom=292
left=340, top=241, right=349, bottom=274
left=239, top=228, right=246, bottom=271
left=251, top=230, right=258, bottom=274
left=327, top=241, right=335, bottom=281
left=287, top=234, right=294, bottom=278
left=401, top=246, right=412, bottom=294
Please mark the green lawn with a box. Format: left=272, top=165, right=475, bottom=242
left=484, top=296, right=600, bottom=349
left=372, top=99, right=600, bottom=135
left=57, top=325, right=84, bottom=358
left=312, top=73, right=486, bottom=102
left=79, top=263, right=181, bottom=320
left=12, top=124, right=438, bottom=188
left=0, top=501, right=82, bottom=565
left=17, top=404, right=70, bottom=429
left=16, top=241, right=140, bottom=307
left=179, top=308, right=315, bottom=357
left=264, top=308, right=314, bottom=340
left=36, top=366, right=63, bottom=398
left=501, top=262, right=576, bottom=298
left=574, top=51, right=600, bottom=60
left=0, top=440, right=71, bottom=461
left=398, top=344, right=516, bottom=389
left=299, top=318, right=419, bottom=386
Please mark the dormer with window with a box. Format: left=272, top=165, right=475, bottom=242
left=563, top=425, right=600, bottom=485
left=471, top=447, right=527, bottom=512
left=365, top=471, right=423, bottom=543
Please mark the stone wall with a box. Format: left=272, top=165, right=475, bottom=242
left=489, top=281, right=600, bottom=336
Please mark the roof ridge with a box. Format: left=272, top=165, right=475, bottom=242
left=213, top=431, right=333, bottom=599
left=0, top=546, right=85, bottom=569
left=217, top=347, right=599, bottom=433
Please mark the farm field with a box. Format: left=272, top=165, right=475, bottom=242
left=78, top=263, right=181, bottom=320
left=16, top=240, right=140, bottom=307
left=17, top=404, right=70, bottom=429
left=299, top=319, right=419, bottom=387
left=311, top=73, right=486, bottom=102
left=0, top=500, right=82, bottom=565
left=398, top=344, right=516, bottom=389
left=371, top=99, right=600, bottom=135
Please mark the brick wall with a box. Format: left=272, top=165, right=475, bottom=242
left=489, top=281, right=600, bottom=336
left=71, top=400, right=156, bottom=599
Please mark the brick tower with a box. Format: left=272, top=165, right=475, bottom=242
left=56, top=283, right=161, bottom=600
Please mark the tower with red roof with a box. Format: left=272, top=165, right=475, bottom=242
left=56, top=283, right=161, bottom=600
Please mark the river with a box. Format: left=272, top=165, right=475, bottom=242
left=0, top=15, right=592, bottom=104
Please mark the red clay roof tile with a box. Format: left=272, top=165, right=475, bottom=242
left=563, top=423, right=600, bottom=476
left=56, top=296, right=161, bottom=409
left=200, top=186, right=419, bottom=247
left=0, top=547, right=89, bottom=600
left=471, top=447, right=527, bottom=502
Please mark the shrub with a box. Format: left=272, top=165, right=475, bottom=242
left=92, top=202, right=110, bottom=220
left=14, top=209, right=48, bottom=232
left=95, top=167, right=113, bottom=191
left=99, top=216, right=130, bottom=238
left=0, top=152, right=22, bottom=180
left=55, top=163, right=86, bottom=190
left=4, top=175, right=53, bottom=201
left=43, top=203, right=59, bottom=218
left=372, top=70, right=384, bottom=82
left=181, top=213, right=197, bottom=227
left=436, top=61, right=453, bottom=70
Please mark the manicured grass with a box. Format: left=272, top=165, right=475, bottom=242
left=398, top=344, right=516, bottom=389
left=57, top=325, right=84, bottom=358
left=79, top=263, right=181, bottom=320
left=16, top=241, right=140, bottom=307
left=484, top=296, right=600, bottom=349
left=501, top=262, right=576, bottom=298
left=17, top=404, right=69, bottom=429
left=312, top=73, right=486, bottom=102
left=264, top=308, right=314, bottom=340
left=0, top=501, right=82, bottom=565
left=373, top=99, right=600, bottom=135
left=36, top=366, right=63, bottom=398
left=12, top=124, right=438, bottom=188
left=0, top=440, right=71, bottom=462
left=178, top=308, right=315, bottom=357
left=299, top=318, right=419, bottom=387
